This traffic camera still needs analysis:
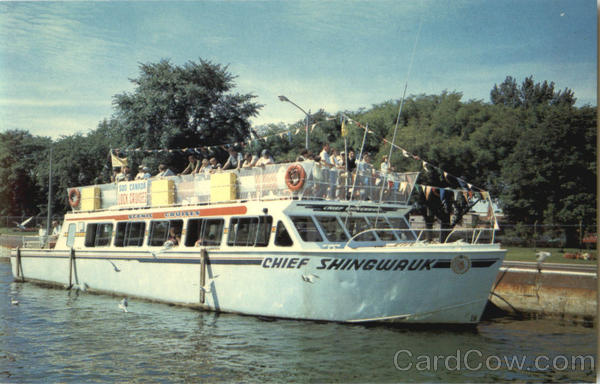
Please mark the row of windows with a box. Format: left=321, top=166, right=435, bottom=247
left=84, top=216, right=293, bottom=248
left=82, top=215, right=413, bottom=248
left=290, top=215, right=415, bottom=243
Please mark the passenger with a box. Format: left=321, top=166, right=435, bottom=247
left=198, top=158, right=211, bottom=174
left=208, top=157, right=222, bottom=173
left=242, top=153, right=254, bottom=168
left=356, top=153, right=374, bottom=199
left=166, top=227, right=180, bottom=246
left=111, top=167, right=121, bottom=182
left=51, top=220, right=61, bottom=236
left=116, top=166, right=131, bottom=182
left=180, top=155, right=200, bottom=175
left=311, top=155, right=324, bottom=198
left=319, top=143, right=335, bottom=199
left=156, top=164, right=175, bottom=178
left=346, top=149, right=357, bottom=173
left=332, top=149, right=345, bottom=199
left=297, top=148, right=310, bottom=161
left=255, top=149, right=274, bottom=166
left=222, top=146, right=243, bottom=170
left=135, top=165, right=151, bottom=180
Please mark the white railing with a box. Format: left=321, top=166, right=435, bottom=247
left=70, top=162, right=420, bottom=211
left=345, top=227, right=498, bottom=248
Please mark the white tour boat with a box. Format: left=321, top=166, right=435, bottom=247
left=10, top=161, right=505, bottom=324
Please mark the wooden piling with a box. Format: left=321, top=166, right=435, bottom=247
left=67, top=248, right=74, bottom=290
left=15, top=247, right=24, bottom=282
left=200, top=248, right=207, bottom=304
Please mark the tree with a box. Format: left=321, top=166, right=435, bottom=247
left=491, top=75, right=575, bottom=108
left=0, top=130, right=50, bottom=216
left=500, top=105, right=596, bottom=245
left=112, top=59, right=262, bottom=155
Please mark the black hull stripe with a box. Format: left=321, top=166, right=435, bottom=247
left=433, top=259, right=499, bottom=268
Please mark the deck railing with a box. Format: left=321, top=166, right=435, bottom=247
left=71, top=162, right=419, bottom=211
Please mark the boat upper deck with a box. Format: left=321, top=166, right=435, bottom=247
left=69, top=161, right=419, bottom=213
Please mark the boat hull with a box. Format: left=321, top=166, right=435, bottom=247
left=10, top=246, right=504, bottom=324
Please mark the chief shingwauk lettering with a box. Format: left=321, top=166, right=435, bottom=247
left=261, top=257, right=436, bottom=271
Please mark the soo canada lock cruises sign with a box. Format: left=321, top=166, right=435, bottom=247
left=117, top=180, right=148, bottom=207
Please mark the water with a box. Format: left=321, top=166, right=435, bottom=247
left=0, top=260, right=595, bottom=383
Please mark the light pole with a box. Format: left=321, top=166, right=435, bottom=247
left=278, top=95, right=310, bottom=149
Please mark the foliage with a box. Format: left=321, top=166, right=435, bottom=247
left=0, top=68, right=595, bottom=246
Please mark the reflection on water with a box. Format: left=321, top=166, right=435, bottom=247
left=0, top=260, right=595, bottom=383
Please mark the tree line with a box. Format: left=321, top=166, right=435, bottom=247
left=0, top=59, right=595, bottom=245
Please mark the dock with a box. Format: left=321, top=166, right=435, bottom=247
left=490, top=261, right=596, bottom=322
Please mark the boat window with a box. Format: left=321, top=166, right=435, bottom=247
left=115, top=222, right=146, bottom=247
left=366, top=216, right=397, bottom=241
left=388, top=217, right=416, bottom=241
left=274, top=221, right=293, bottom=246
left=186, top=218, right=224, bottom=247
left=290, top=216, right=323, bottom=242
left=148, top=220, right=183, bottom=246
left=343, top=217, right=376, bottom=241
left=84, top=223, right=113, bottom=247
left=315, top=216, right=348, bottom=242
left=227, top=216, right=273, bottom=247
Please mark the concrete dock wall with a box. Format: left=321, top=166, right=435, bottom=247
left=490, top=261, right=596, bottom=321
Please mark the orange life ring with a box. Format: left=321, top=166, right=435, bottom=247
left=285, top=164, right=306, bottom=192
left=68, top=188, right=81, bottom=208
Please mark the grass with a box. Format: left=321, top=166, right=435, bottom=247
left=504, top=246, right=597, bottom=265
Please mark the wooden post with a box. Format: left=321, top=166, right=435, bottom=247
left=67, top=248, right=74, bottom=290
left=15, top=247, right=23, bottom=282
left=200, top=248, right=207, bottom=304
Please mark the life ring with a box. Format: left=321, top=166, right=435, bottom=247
left=285, top=164, right=306, bottom=192
left=68, top=188, right=80, bottom=208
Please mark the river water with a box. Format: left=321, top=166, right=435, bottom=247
left=0, top=260, right=595, bottom=383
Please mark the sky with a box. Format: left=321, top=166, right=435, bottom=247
left=0, top=0, right=596, bottom=139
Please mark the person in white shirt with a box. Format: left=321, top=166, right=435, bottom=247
left=135, top=165, right=151, bottom=180
left=255, top=149, right=274, bottom=166
left=356, top=153, right=374, bottom=199
left=222, top=146, right=243, bottom=170
left=156, top=164, right=175, bottom=178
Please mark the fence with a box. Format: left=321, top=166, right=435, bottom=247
left=494, top=223, right=597, bottom=249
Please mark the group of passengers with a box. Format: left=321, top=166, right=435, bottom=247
left=179, top=146, right=275, bottom=175
left=294, top=143, right=399, bottom=201
left=109, top=143, right=400, bottom=201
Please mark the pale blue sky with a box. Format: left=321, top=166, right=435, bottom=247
left=0, top=1, right=596, bottom=138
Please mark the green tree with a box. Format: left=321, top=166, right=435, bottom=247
left=113, top=59, right=262, bottom=155
left=0, top=130, right=50, bottom=217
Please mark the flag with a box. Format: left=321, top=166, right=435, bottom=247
left=341, top=119, right=348, bottom=137
left=111, top=152, right=127, bottom=168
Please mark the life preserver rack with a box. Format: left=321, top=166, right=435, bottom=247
left=285, top=163, right=306, bottom=192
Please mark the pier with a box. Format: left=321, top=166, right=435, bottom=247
left=490, top=261, right=596, bottom=322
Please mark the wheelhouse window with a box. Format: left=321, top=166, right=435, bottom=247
left=366, top=216, right=396, bottom=241
left=148, top=220, right=183, bottom=246
left=388, top=217, right=416, bottom=241
left=115, top=222, right=146, bottom=247
left=315, top=216, right=348, bottom=242
left=227, top=216, right=273, bottom=247
left=290, top=216, right=323, bottom=242
left=85, top=223, right=113, bottom=247
left=274, top=221, right=293, bottom=246
left=342, top=217, right=376, bottom=241
left=185, top=218, right=224, bottom=247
